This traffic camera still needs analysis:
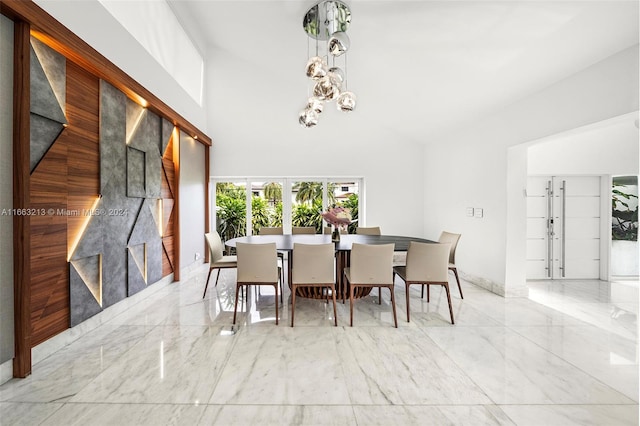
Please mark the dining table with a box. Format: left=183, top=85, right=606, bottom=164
left=225, top=234, right=436, bottom=300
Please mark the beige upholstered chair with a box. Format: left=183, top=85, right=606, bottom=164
left=438, top=231, right=463, bottom=299
left=259, top=226, right=285, bottom=291
left=343, top=243, right=397, bottom=327
left=291, top=243, right=337, bottom=327
left=292, top=226, right=316, bottom=234
left=234, top=242, right=280, bottom=325
left=356, top=226, right=381, bottom=235
left=202, top=232, right=237, bottom=299
left=259, top=226, right=283, bottom=235
left=393, top=242, right=454, bottom=324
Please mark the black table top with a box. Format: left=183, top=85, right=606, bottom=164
left=224, top=234, right=435, bottom=251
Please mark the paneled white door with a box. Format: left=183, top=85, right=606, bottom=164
left=527, top=176, right=601, bottom=279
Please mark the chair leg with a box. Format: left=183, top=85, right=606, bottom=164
left=378, top=287, right=382, bottom=305
left=279, top=272, right=283, bottom=305
left=233, top=283, right=240, bottom=325
left=427, top=285, right=430, bottom=302
left=444, top=283, right=455, bottom=324
left=405, top=281, right=411, bottom=322
left=451, top=267, right=463, bottom=299
left=342, top=271, right=346, bottom=304
left=291, top=284, right=296, bottom=327
left=389, top=285, right=398, bottom=328
left=421, top=284, right=424, bottom=299
left=213, top=268, right=221, bottom=287
left=349, top=284, right=355, bottom=327
left=274, top=283, right=279, bottom=325
left=202, top=267, right=214, bottom=298
left=331, top=285, right=338, bottom=327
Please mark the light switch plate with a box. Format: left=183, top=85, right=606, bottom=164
left=466, top=207, right=474, bottom=217
left=474, top=208, right=483, bottom=218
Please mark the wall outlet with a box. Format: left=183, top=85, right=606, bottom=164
left=194, top=252, right=201, bottom=261
left=466, top=207, right=474, bottom=217
left=474, top=208, right=483, bottom=218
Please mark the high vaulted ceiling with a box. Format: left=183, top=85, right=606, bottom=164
left=169, top=0, right=639, bottom=142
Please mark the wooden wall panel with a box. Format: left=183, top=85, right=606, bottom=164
left=66, top=61, right=99, bottom=196
left=162, top=237, right=174, bottom=276
left=30, top=137, right=68, bottom=346
left=30, top=58, right=100, bottom=347
left=13, top=20, right=32, bottom=378
left=66, top=61, right=99, bottom=249
left=161, top=135, right=175, bottom=277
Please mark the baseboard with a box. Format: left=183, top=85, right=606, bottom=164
left=458, top=271, right=504, bottom=297
left=179, top=259, right=205, bottom=282
left=0, top=358, right=12, bottom=385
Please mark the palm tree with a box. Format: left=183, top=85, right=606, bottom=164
left=263, top=182, right=282, bottom=205
left=293, top=182, right=337, bottom=205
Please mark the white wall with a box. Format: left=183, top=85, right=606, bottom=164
left=424, top=45, right=639, bottom=295
left=528, top=114, right=639, bottom=176
left=179, top=133, right=206, bottom=271
left=0, top=15, right=14, bottom=367
left=207, top=47, right=425, bottom=238
left=34, top=0, right=207, bottom=132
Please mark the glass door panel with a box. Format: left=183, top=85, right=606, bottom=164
left=331, top=180, right=359, bottom=234
left=251, top=181, right=283, bottom=235
left=215, top=181, right=247, bottom=244
left=291, top=181, right=323, bottom=233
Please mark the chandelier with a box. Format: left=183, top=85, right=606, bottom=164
left=299, top=1, right=356, bottom=128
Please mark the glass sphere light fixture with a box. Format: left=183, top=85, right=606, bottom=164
left=337, top=91, right=356, bottom=112
left=328, top=31, right=350, bottom=57
left=298, top=108, right=318, bottom=128
left=299, top=1, right=356, bottom=127
left=305, top=56, right=327, bottom=80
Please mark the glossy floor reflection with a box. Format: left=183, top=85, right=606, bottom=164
left=1, top=265, right=638, bottom=425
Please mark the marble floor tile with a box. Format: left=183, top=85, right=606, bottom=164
left=0, top=402, right=64, bottom=425
left=0, top=325, right=153, bottom=403
left=208, top=326, right=351, bottom=405
left=0, top=265, right=637, bottom=426
left=352, top=404, right=515, bottom=426
left=200, top=404, right=357, bottom=426
left=499, top=404, right=639, bottom=426
left=425, top=326, right=636, bottom=405
left=40, top=402, right=207, bottom=425
left=336, top=326, right=492, bottom=405
left=70, top=325, right=235, bottom=404
left=510, top=324, right=639, bottom=401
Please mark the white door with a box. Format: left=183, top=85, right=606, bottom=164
left=526, top=176, right=601, bottom=279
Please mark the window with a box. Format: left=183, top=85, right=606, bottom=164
left=212, top=177, right=363, bottom=242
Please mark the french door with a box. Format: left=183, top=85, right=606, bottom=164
left=526, top=176, right=601, bottom=279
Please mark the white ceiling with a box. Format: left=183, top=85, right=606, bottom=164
left=169, top=0, right=639, bottom=142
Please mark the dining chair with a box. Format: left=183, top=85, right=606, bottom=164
left=202, top=232, right=237, bottom=299
left=234, top=242, right=280, bottom=325
left=259, top=226, right=283, bottom=235
left=438, top=231, right=463, bottom=299
left=259, top=226, right=285, bottom=291
left=290, top=243, right=337, bottom=327
left=356, top=226, right=381, bottom=235
left=393, top=241, right=454, bottom=324
left=343, top=243, right=397, bottom=327
left=292, top=226, right=316, bottom=234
